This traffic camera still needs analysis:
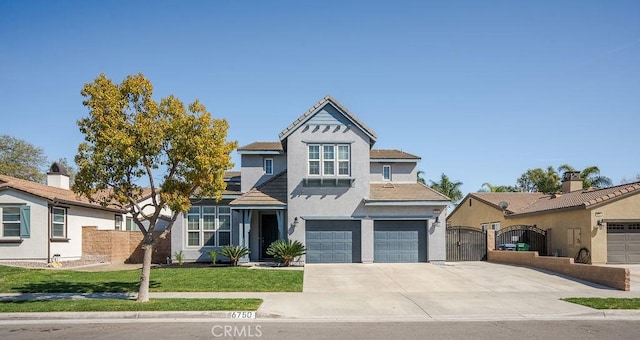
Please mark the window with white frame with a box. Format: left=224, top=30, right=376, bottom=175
left=115, top=215, right=123, bottom=230
left=264, top=158, right=273, bottom=175
left=51, top=207, right=66, bottom=238
left=125, top=217, right=138, bottom=231
left=308, top=144, right=350, bottom=176
left=383, top=165, right=391, bottom=181
left=1, top=207, right=21, bottom=237
left=491, top=222, right=500, bottom=231
left=186, top=206, right=232, bottom=247
left=480, top=223, right=489, bottom=232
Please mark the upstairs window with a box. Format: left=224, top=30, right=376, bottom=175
left=264, top=158, right=273, bottom=175
left=383, top=165, right=391, bottom=181
left=308, top=144, right=350, bottom=176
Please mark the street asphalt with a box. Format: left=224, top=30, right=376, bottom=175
left=1, top=262, right=639, bottom=323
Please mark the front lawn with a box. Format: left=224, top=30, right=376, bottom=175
left=0, top=298, right=262, bottom=313
left=562, top=298, right=640, bottom=309
left=0, top=265, right=303, bottom=293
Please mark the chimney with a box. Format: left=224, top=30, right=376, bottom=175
left=47, top=162, right=70, bottom=190
left=562, top=171, right=582, bottom=193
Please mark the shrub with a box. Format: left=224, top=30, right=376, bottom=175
left=174, top=250, right=184, bottom=266
left=220, top=245, right=250, bottom=266
left=266, top=240, right=306, bottom=267
left=207, top=250, right=219, bottom=265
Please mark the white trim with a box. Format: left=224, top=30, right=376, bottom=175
left=264, top=158, right=273, bottom=175
left=382, top=165, right=391, bottom=181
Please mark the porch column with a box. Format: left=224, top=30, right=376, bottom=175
left=242, top=210, right=252, bottom=262
left=276, top=210, right=285, bottom=241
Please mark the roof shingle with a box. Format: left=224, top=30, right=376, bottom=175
left=368, top=183, right=450, bottom=201
left=370, top=149, right=420, bottom=160
left=229, top=171, right=287, bottom=206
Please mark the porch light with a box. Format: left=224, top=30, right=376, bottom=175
left=292, top=217, right=299, bottom=227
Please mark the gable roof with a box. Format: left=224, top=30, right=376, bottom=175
left=229, top=171, right=287, bottom=207
left=370, top=149, right=420, bottom=160
left=0, top=174, right=124, bottom=212
left=278, top=95, right=378, bottom=144
left=462, top=192, right=545, bottom=215
left=366, top=183, right=451, bottom=203
left=510, top=182, right=640, bottom=216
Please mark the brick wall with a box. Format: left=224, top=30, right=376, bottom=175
left=488, top=250, right=630, bottom=291
left=82, top=227, right=171, bottom=264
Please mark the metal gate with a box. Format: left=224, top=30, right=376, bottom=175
left=446, top=226, right=487, bottom=261
left=495, top=225, right=547, bottom=255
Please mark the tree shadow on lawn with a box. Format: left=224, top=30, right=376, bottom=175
left=12, top=280, right=161, bottom=294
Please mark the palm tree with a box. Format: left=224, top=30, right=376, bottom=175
left=429, top=173, right=463, bottom=203
left=517, top=166, right=561, bottom=193
left=417, top=170, right=426, bottom=185
left=557, top=164, right=612, bottom=189
left=480, top=182, right=518, bottom=192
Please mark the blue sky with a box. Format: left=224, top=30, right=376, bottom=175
left=1, top=0, right=639, bottom=195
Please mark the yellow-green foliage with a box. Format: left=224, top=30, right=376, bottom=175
left=74, top=73, right=237, bottom=216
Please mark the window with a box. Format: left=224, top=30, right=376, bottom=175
left=480, top=223, right=489, bottom=232
left=264, top=158, right=273, bottom=175
left=308, top=144, right=350, bottom=176
left=51, top=207, right=66, bottom=238
left=1, top=207, right=20, bottom=237
left=491, top=222, right=500, bottom=231
left=308, top=145, right=320, bottom=175
left=382, top=165, right=391, bottom=181
left=186, top=205, right=232, bottom=247
left=115, top=215, right=123, bottom=230
left=126, top=217, right=138, bottom=231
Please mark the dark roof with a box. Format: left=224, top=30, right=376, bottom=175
left=278, top=95, right=378, bottom=143
left=237, top=142, right=283, bottom=152
left=368, top=183, right=450, bottom=202
left=0, top=174, right=124, bottom=212
left=370, top=149, right=420, bottom=160
left=229, top=171, right=287, bottom=206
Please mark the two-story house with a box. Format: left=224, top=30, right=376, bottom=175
left=171, top=96, right=450, bottom=263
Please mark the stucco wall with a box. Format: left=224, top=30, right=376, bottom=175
left=0, top=190, right=49, bottom=261
left=369, top=162, right=417, bottom=183
left=240, top=154, right=287, bottom=192
left=447, top=196, right=507, bottom=228
left=286, top=121, right=373, bottom=260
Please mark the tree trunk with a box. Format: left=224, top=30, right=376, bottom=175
left=136, top=241, right=154, bottom=302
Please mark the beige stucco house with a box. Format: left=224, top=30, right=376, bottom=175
left=447, top=172, right=640, bottom=264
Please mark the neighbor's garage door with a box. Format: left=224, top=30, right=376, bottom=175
left=305, top=220, right=361, bottom=263
left=374, top=220, right=427, bottom=263
left=607, top=222, right=640, bottom=264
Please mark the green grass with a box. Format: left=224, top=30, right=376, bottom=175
left=562, top=298, right=640, bottom=309
left=0, top=298, right=262, bottom=313
left=0, top=265, right=303, bottom=293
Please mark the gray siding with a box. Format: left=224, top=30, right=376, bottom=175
left=370, top=162, right=418, bottom=183
left=240, top=154, right=287, bottom=192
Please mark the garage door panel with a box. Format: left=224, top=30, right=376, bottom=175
left=374, top=221, right=426, bottom=263
left=305, top=220, right=361, bottom=263
left=607, top=223, right=640, bottom=264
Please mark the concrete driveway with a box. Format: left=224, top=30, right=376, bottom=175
left=304, top=262, right=611, bottom=293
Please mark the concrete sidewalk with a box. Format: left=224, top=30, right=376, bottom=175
left=2, top=290, right=640, bottom=322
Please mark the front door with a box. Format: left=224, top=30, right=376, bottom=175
left=261, top=214, right=279, bottom=259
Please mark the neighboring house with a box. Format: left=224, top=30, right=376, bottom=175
left=172, top=95, right=450, bottom=263
left=0, top=163, right=127, bottom=262
left=447, top=171, right=640, bottom=264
